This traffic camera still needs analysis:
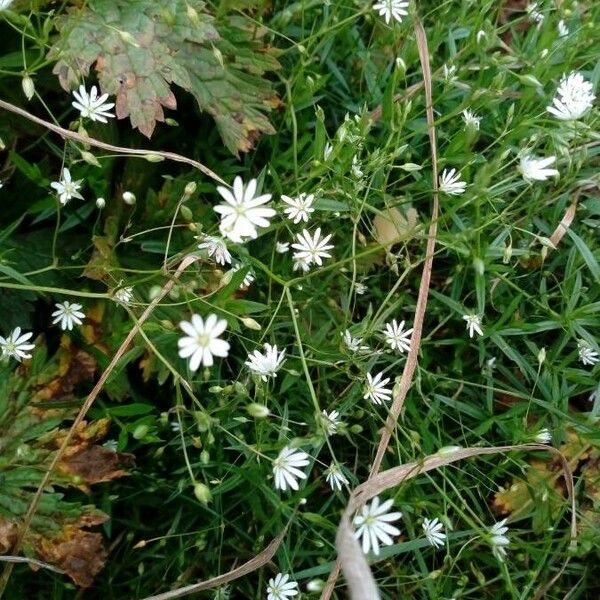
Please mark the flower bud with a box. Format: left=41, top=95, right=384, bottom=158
left=96, top=197, right=106, bottom=209
left=307, top=580, right=325, bottom=592
left=22, top=75, right=35, bottom=101
left=184, top=181, right=197, bottom=196
left=472, top=257, right=485, bottom=276
left=118, top=30, right=140, bottom=47
left=193, top=482, right=212, bottom=505
left=200, top=450, right=210, bottom=465
left=246, top=403, right=270, bottom=418
left=81, top=151, right=101, bottom=167
left=122, top=191, right=136, bottom=205
left=180, top=205, right=193, bottom=221
left=240, top=316, right=261, bottom=331
left=537, top=347, right=546, bottom=365
left=133, top=424, right=149, bottom=440
left=144, top=153, right=164, bottom=163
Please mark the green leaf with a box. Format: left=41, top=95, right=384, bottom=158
left=48, top=0, right=280, bottom=154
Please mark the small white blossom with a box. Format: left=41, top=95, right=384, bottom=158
left=245, top=343, right=286, bottom=381
left=323, top=142, right=333, bottom=160
left=557, top=19, right=569, bottom=37
left=272, top=446, right=310, bottom=491
left=462, top=109, right=480, bottom=130
left=364, top=371, right=392, bottom=405
left=463, top=314, right=483, bottom=338
left=51, top=301, right=85, bottom=331
left=197, top=235, right=231, bottom=265
left=282, top=193, right=315, bottom=224
left=292, top=228, right=334, bottom=267
left=0, top=327, right=35, bottom=362
left=578, top=340, right=599, bottom=366
left=292, top=255, right=311, bottom=273
left=122, top=191, right=136, bottom=205
left=535, top=428, right=552, bottom=444
left=96, top=197, right=106, bottom=209
left=342, top=329, right=369, bottom=353
left=276, top=241, right=290, bottom=253
left=439, top=168, right=467, bottom=195
left=372, top=0, right=409, bottom=25
left=114, top=286, right=133, bottom=304
left=266, top=573, right=299, bottom=600
left=422, top=517, right=447, bottom=549
left=443, top=64, right=457, bottom=82
left=546, top=72, right=595, bottom=120
left=351, top=155, right=363, bottom=178
left=178, top=314, right=230, bottom=371
left=325, top=463, right=349, bottom=491
left=355, top=282, right=368, bottom=295
left=526, top=3, right=544, bottom=24
left=321, top=409, right=340, bottom=436
left=214, top=176, right=275, bottom=243
left=489, top=519, right=510, bottom=561
left=50, top=168, right=84, bottom=205
left=353, top=496, right=402, bottom=555
left=383, top=319, right=413, bottom=353
left=519, top=155, right=559, bottom=182
left=71, top=85, right=115, bottom=123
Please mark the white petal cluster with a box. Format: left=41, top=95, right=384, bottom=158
left=422, top=517, right=447, bottom=548
left=291, top=228, right=334, bottom=269
left=578, top=340, right=599, bottom=366
left=72, top=85, right=115, bottom=123
left=462, top=314, right=483, bottom=338
left=114, top=286, right=134, bottom=304
left=353, top=496, right=402, bottom=555
left=51, top=301, right=85, bottom=331
left=489, top=519, right=510, bottom=561
left=364, top=371, right=392, bottom=405
left=535, top=428, right=552, bottom=444
left=372, top=0, right=409, bottom=24
left=439, top=168, right=467, bottom=195
left=282, top=193, right=315, bottom=224
left=245, top=343, right=286, bottom=381
left=266, top=573, right=299, bottom=600
left=214, top=176, right=276, bottom=243
left=197, top=235, right=231, bottom=265
left=342, top=330, right=369, bottom=353
left=325, top=463, right=349, bottom=491
left=50, top=168, right=84, bottom=205
left=519, top=155, right=559, bottom=182
left=0, top=327, right=35, bottom=361
left=546, top=72, right=595, bottom=121
left=272, top=446, right=310, bottom=491
left=462, top=109, right=480, bottom=130
left=383, top=319, right=413, bottom=353
left=320, top=409, right=340, bottom=436
left=178, top=314, right=230, bottom=370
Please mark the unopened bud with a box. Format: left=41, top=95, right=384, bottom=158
left=119, top=30, right=140, bottom=47
left=96, top=197, right=106, bottom=209
left=193, top=482, right=212, bottom=505
left=307, top=580, right=325, bottom=592
left=22, top=75, right=35, bottom=101
left=184, top=181, right=197, bottom=196
left=246, top=403, right=270, bottom=418
left=81, top=150, right=101, bottom=167
left=133, top=424, right=149, bottom=440
left=537, top=347, right=546, bottom=365
left=122, top=191, right=136, bottom=205
left=144, top=153, right=164, bottom=163
left=503, top=241, right=513, bottom=264
left=472, top=257, right=485, bottom=276
left=180, top=205, right=193, bottom=221
left=200, top=450, right=210, bottom=465
left=240, top=316, right=261, bottom=331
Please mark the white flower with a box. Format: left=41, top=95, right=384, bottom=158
left=291, top=228, right=334, bottom=267
left=178, top=314, right=230, bottom=371
left=383, top=319, right=413, bottom=353
left=321, top=409, right=340, bottom=436
left=557, top=19, right=569, bottom=38
left=364, top=371, right=392, bottom=405
left=0, top=1, right=15, bottom=10
left=489, top=519, right=510, bottom=561
left=245, top=343, right=286, bottom=381
left=526, top=3, right=544, bottom=24
left=96, top=197, right=106, bottom=209
left=519, top=155, right=559, bottom=182
left=276, top=241, right=290, bottom=253
left=214, top=176, right=275, bottom=243
left=476, top=30, right=486, bottom=44
left=325, top=463, right=349, bottom=491
left=342, top=330, right=369, bottom=353
left=462, top=109, right=480, bottom=130
left=462, top=314, right=483, bottom=338
left=114, top=286, right=133, bottom=304
left=351, top=155, right=363, bottom=178
left=422, top=517, right=447, bottom=549
left=578, top=340, right=599, bottom=366
left=439, top=168, right=466, bottom=195
left=51, top=301, right=85, bottom=331
left=230, top=263, right=254, bottom=289
left=443, top=64, right=457, bottom=82
left=71, top=85, right=115, bottom=123
left=122, top=191, right=136, bottom=205
left=103, top=439, right=118, bottom=451
left=323, top=142, right=333, bottom=160
left=292, top=256, right=311, bottom=273
left=353, top=496, right=402, bottom=555
left=535, top=428, right=552, bottom=444
left=355, top=282, right=368, bottom=295
left=0, top=327, right=35, bottom=361
left=197, top=235, right=231, bottom=265
left=273, top=446, right=310, bottom=491
left=546, top=72, right=595, bottom=120
left=282, top=193, right=315, bottom=224
left=266, top=573, right=299, bottom=600
left=50, top=168, right=84, bottom=205
left=372, top=0, right=409, bottom=25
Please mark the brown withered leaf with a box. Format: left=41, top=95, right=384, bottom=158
left=373, top=206, right=419, bottom=247
left=80, top=303, right=111, bottom=355
left=0, top=519, right=18, bottom=554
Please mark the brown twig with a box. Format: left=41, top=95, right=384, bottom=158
left=0, top=255, right=200, bottom=596
left=0, top=99, right=226, bottom=185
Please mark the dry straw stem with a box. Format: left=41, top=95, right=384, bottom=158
left=0, top=99, right=226, bottom=185
left=334, top=444, right=577, bottom=600
left=0, top=254, right=201, bottom=595
left=320, top=16, right=441, bottom=600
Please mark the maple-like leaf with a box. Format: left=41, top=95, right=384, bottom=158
left=48, top=0, right=281, bottom=154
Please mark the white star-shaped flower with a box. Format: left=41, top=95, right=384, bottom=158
left=71, top=84, right=115, bottom=123
left=282, top=193, right=315, bottom=224
left=383, top=319, right=413, bottom=353
left=50, top=168, right=84, bottom=205
left=364, top=371, right=392, bottom=405
left=325, top=463, right=349, bottom=491
left=196, top=235, right=231, bottom=265
left=178, top=314, right=230, bottom=370
left=519, top=155, right=559, bottom=182
left=372, top=0, right=409, bottom=24
left=578, top=340, right=599, bottom=366
left=320, top=409, right=340, bottom=436
left=534, top=428, right=552, bottom=444
left=276, top=241, right=290, bottom=254
left=214, top=176, right=276, bottom=243
left=51, top=301, right=85, bottom=331
left=342, top=329, right=369, bottom=353
left=272, top=446, right=310, bottom=491
left=462, top=314, right=483, bottom=338
left=0, top=327, right=35, bottom=362
left=266, top=573, right=299, bottom=600
left=114, top=285, right=133, bottom=304
left=439, top=168, right=467, bottom=195
left=546, top=72, right=595, bottom=120
left=489, top=519, right=510, bottom=561
left=422, top=517, right=447, bottom=549
left=291, top=228, right=334, bottom=267
left=462, top=109, right=480, bottom=130
left=353, top=496, right=402, bottom=555
left=245, top=343, right=286, bottom=381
